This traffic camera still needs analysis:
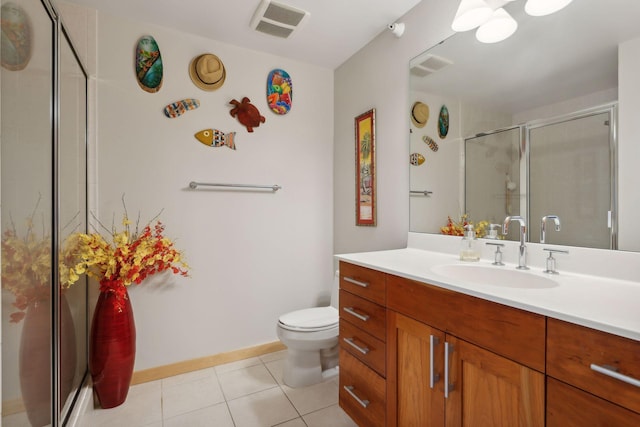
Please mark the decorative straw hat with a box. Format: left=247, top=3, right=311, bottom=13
left=411, top=101, right=429, bottom=128
left=189, top=53, right=226, bottom=91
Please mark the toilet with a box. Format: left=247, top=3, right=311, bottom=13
left=276, top=271, right=340, bottom=388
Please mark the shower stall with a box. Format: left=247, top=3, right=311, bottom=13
left=1, top=0, right=89, bottom=425
left=464, top=104, right=616, bottom=249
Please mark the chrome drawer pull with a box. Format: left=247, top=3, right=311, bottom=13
left=344, top=337, right=370, bottom=355
left=444, top=342, right=454, bottom=398
left=344, top=276, right=369, bottom=288
left=344, top=385, right=370, bottom=408
left=429, top=335, right=440, bottom=388
left=343, top=307, right=370, bottom=322
left=590, top=364, right=640, bottom=388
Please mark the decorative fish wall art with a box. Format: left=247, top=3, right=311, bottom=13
left=438, top=105, right=449, bottom=139
left=267, top=69, right=292, bottom=115
left=135, top=35, right=163, bottom=93
left=423, top=135, right=439, bottom=152
left=163, top=99, right=200, bottom=118
left=194, top=129, right=236, bottom=150
left=410, top=153, right=425, bottom=166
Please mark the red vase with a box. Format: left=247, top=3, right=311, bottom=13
left=19, top=294, right=77, bottom=427
left=89, top=288, right=136, bottom=409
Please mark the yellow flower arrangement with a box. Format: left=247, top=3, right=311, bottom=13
left=63, top=213, right=189, bottom=311
left=1, top=217, right=53, bottom=323
left=440, top=214, right=489, bottom=238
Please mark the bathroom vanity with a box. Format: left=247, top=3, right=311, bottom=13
left=336, top=246, right=640, bottom=426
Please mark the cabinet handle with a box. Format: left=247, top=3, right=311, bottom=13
left=344, top=385, right=370, bottom=408
left=444, top=342, right=454, bottom=398
left=590, top=364, right=640, bottom=388
left=343, top=337, right=370, bottom=355
left=343, top=307, right=370, bottom=322
left=429, top=335, right=440, bottom=388
left=343, top=276, right=370, bottom=288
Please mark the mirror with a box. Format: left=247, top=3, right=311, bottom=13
left=409, top=0, right=640, bottom=251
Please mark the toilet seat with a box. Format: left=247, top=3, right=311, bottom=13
left=278, top=306, right=338, bottom=332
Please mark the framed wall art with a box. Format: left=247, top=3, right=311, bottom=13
left=355, top=108, right=376, bottom=226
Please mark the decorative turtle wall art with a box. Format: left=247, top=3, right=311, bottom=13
left=229, top=97, right=265, bottom=132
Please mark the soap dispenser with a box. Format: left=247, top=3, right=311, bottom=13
left=460, top=224, right=480, bottom=262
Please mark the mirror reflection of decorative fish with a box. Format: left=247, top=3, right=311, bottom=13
left=410, top=153, right=425, bottom=166
left=194, top=129, right=236, bottom=150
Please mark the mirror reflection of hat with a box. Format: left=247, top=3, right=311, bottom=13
left=189, top=53, right=226, bottom=91
left=411, top=101, right=429, bottom=128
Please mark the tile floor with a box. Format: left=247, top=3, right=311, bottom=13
left=79, top=350, right=358, bottom=427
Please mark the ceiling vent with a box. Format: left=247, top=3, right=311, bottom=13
left=410, top=54, right=453, bottom=78
left=250, top=0, right=310, bottom=39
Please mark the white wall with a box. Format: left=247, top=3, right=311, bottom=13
left=94, top=12, right=334, bottom=370
left=334, top=0, right=458, bottom=255
left=618, top=37, right=640, bottom=251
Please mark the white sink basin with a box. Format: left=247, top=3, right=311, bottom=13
left=431, top=264, right=559, bottom=289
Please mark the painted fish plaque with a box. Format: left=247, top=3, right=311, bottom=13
left=438, top=105, right=449, bottom=139
left=135, top=35, right=163, bottom=93
left=163, top=98, right=200, bottom=118
left=1, top=2, right=32, bottom=71
left=422, top=135, right=439, bottom=152
left=266, top=69, right=292, bottom=115
left=194, top=129, right=236, bottom=150
left=410, top=153, right=425, bottom=166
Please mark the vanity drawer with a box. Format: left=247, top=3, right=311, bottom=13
left=339, top=261, right=386, bottom=305
left=339, top=349, right=385, bottom=427
left=339, top=290, right=386, bottom=341
left=547, top=318, right=640, bottom=413
left=547, top=377, right=640, bottom=426
left=340, top=319, right=386, bottom=377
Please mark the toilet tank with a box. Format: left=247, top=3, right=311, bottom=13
left=330, top=270, right=339, bottom=309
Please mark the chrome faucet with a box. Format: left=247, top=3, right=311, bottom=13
left=540, top=215, right=561, bottom=243
left=502, top=216, right=529, bottom=270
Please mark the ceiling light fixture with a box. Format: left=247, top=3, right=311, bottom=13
left=451, top=0, right=573, bottom=43
left=524, top=0, right=574, bottom=17
left=475, top=7, right=518, bottom=43
left=451, top=0, right=493, bottom=32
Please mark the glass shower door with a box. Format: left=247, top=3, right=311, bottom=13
left=1, top=0, right=54, bottom=425
left=528, top=110, right=614, bottom=249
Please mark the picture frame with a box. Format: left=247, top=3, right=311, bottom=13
left=355, top=108, right=376, bottom=226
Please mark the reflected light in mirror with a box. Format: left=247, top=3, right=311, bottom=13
left=476, top=8, right=518, bottom=43
left=525, top=0, right=574, bottom=17
left=451, top=0, right=493, bottom=32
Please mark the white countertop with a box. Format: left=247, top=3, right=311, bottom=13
left=336, top=247, right=640, bottom=342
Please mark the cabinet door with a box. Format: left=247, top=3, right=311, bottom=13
left=388, top=311, right=445, bottom=427
left=445, top=336, right=544, bottom=427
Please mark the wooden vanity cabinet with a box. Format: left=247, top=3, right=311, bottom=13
left=338, top=262, right=387, bottom=427
left=546, top=318, right=640, bottom=425
left=386, top=274, right=545, bottom=427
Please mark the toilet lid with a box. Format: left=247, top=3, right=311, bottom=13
left=278, top=306, right=338, bottom=330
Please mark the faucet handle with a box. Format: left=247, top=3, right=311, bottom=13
left=543, top=248, right=569, bottom=274
left=486, top=242, right=505, bottom=266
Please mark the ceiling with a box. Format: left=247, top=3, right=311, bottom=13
left=62, top=0, right=422, bottom=69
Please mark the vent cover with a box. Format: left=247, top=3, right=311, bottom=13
left=410, top=54, right=453, bottom=78
left=250, top=0, right=310, bottom=38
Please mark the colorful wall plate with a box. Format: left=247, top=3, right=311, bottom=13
left=1, top=2, right=32, bottom=71
left=163, top=98, right=200, bottom=118
left=267, top=69, right=292, bottom=115
left=135, top=35, right=163, bottom=93
left=410, top=153, right=425, bottom=166
left=438, top=105, right=449, bottom=139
